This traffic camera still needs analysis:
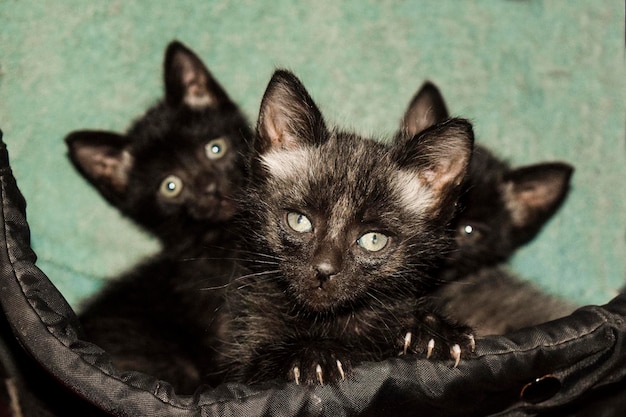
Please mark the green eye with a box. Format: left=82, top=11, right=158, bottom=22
left=159, top=175, right=183, bottom=198
left=357, top=232, right=389, bottom=252
left=286, top=212, right=313, bottom=233
left=205, top=137, right=228, bottom=160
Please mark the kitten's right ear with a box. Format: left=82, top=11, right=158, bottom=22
left=503, top=162, right=574, bottom=230
left=393, top=118, right=474, bottom=218
left=400, top=81, right=450, bottom=138
left=164, top=40, right=232, bottom=110
left=256, top=69, right=328, bottom=154
left=65, top=131, right=133, bottom=202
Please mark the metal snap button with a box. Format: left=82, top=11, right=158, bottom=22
left=520, top=375, right=561, bottom=404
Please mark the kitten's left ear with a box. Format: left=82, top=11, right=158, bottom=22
left=65, top=130, right=134, bottom=204
left=393, top=118, right=474, bottom=216
left=503, top=162, right=574, bottom=229
left=256, top=69, right=328, bottom=154
left=164, top=40, right=232, bottom=109
left=399, top=81, right=450, bottom=139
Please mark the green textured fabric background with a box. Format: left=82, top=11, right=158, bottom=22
left=1, top=1, right=624, bottom=309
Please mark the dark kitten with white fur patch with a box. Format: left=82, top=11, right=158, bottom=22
left=68, top=41, right=251, bottom=393
left=401, top=81, right=576, bottom=335
left=66, top=40, right=252, bottom=254
left=215, top=70, right=476, bottom=386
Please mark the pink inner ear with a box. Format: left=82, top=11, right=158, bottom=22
left=515, top=182, right=552, bottom=208
left=76, top=146, right=131, bottom=193
left=261, top=105, right=284, bottom=147
left=183, top=73, right=213, bottom=108
left=506, top=176, right=567, bottom=227
left=503, top=181, right=547, bottom=227
left=423, top=156, right=468, bottom=194
left=404, top=104, right=439, bottom=138
left=260, top=103, right=302, bottom=151
left=176, top=55, right=213, bottom=108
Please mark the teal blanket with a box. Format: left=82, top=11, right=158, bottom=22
left=0, top=0, right=623, bottom=307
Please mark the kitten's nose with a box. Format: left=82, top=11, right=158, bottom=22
left=313, top=246, right=342, bottom=284
left=315, top=261, right=338, bottom=283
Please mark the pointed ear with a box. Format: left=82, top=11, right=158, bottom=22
left=65, top=130, right=133, bottom=202
left=400, top=81, right=449, bottom=139
left=393, top=118, right=474, bottom=217
left=256, top=69, right=328, bottom=154
left=164, top=40, right=231, bottom=109
left=503, top=162, right=574, bottom=228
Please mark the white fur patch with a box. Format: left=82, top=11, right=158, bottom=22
left=261, top=148, right=311, bottom=180
left=393, top=170, right=436, bottom=214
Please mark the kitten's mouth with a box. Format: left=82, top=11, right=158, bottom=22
left=294, top=276, right=353, bottom=313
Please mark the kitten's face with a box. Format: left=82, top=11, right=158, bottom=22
left=66, top=41, right=252, bottom=242
left=246, top=71, right=474, bottom=313
left=449, top=151, right=573, bottom=272
left=125, top=107, right=249, bottom=226
left=256, top=135, right=436, bottom=312
left=401, top=82, right=573, bottom=275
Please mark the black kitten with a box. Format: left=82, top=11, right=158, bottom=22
left=73, top=42, right=251, bottom=393
left=77, top=251, right=233, bottom=393
left=65, top=40, right=252, bottom=254
left=215, top=70, right=477, bottom=386
left=401, top=81, right=576, bottom=335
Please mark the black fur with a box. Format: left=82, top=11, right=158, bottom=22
left=215, top=70, right=477, bottom=386
left=77, top=247, right=234, bottom=392
left=400, top=81, right=576, bottom=335
left=65, top=40, right=253, bottom=254
left=73, top=41, right=251, bottom=393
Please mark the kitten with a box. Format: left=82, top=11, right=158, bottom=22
left=72, top=41, right=251, bottom=393
left=401, top=81, right=576, bottom=335
left=77, top=247, right=234, bottom=393
left=215, top=70, right=477, bottom=386
left=65, top=40, right=252, bottom=254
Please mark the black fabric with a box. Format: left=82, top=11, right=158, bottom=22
left=1, top=130, right=625, bottom=416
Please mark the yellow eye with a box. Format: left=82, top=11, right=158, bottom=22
left=286, top=212, right=313, bottom=233
left=159, top=175, right=183, bottom=198
left=357, top=232, right=389, bottom=252
left=205, top=138, right=228, bottom=160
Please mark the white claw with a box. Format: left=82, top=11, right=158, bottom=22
left=336, top=360, right=345, bottom=381
left=468, top=334, right=476, bottom=352
left=293, top=366, right=301, bottom=385
left=426, top=339, right=435, bottom=359
left=403, top=332, right=412, bottom=355
left=451, top=344, right=461, bottom=368
left=316, top=364, right=324, bottom=386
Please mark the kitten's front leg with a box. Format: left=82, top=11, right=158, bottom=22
left=400, top=311, right=476, bottom=367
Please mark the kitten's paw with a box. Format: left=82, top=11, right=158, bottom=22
left=289, top=351, right=351, bottom=386
left=399, top=320, right=476, bottom=367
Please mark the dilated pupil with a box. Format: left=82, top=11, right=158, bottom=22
left=463, top=225, right=473, bottom=235
left=210, top=144, right=221, bottom=154
left=167, top=182, right=177, bottom=191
